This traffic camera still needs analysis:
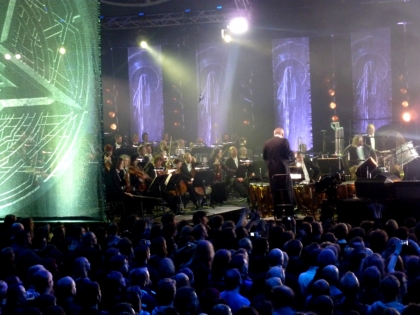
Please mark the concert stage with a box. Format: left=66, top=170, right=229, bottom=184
left=174, top=204, right=246, bottom=223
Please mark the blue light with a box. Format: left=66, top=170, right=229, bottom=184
left=138, top=12, right=145, bottom=16
left=185, top=9, right=191, bottom=13
left=99, top=15, right=104, bottom=19
left=217, top=6, right=222, bottom=10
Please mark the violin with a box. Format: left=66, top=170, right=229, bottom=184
left=128, top=166, right=151, bottom=192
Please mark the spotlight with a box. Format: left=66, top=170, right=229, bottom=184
left=4, top=54, right=11, bottom=60
left=140, top=41, right=148, bottom=49
left=110, top=123, right=117, bottom=130
left=108, top=111, right=116, bottom=118
left=221, top=29, right=232, bottom=43
left=228, top=17, right=249, bottom=34
left=402, top=101, right=409, bottom=107
left=59, top=47, right=66, bottom=55
left=402, top=112, right=411, bottom=122
left=332, top=115, right=339, bottom=122
left=15, top=54, right=21, bottom=60
left=328, top=89, right=335, bottom=96
left=400, top=88, right=407, bottom=94
left=329, top=102, right=336, bottom=109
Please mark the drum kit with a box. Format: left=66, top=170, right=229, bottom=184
left=375, top=140, right=419, bottom=179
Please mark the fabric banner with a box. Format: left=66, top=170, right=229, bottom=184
left=196, top=43, right=230, bottom=146
left=351, top=28, right=392, bottom=134
left=128, top=47, right=164, bottom=141
left=272, top=37, right=313, bottom=151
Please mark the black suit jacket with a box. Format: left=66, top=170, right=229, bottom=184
left=348, top=145, right=375, bottom=167
left=263, top=137, right=294, bottom=178
left=225, top=157, right=248, bottom=178
left=302, top=158, right=320, bottom=181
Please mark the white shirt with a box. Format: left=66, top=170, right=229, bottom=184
left=369, top=134, right=375, bottom=150
left=234, top=157, right=238, bottom=168
left=301, top=161, right=310, bottom=182
left=356, top=146, right=366, bottom=161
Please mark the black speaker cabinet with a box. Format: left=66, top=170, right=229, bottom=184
left=355, top=174, right=401, bottom=199
left=356, top=157, right=378, bottom=178
left=394, top=181, right=420, bottom=200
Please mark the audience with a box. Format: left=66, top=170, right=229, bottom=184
left=1, top=208, right=420, bottom=315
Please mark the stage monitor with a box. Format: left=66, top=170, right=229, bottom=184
left=355, top=174, right=400, bottom=199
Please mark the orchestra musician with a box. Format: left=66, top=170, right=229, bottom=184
left=158, top=140, right=169, bottom=159
left=208, top=148, right=224, bottom=182
left=103, top=144, right=114, bottom=172
left=137, top=145, right=150, bottom=169
left=364, top=123, right=376, bottom=150
left=145, top=144, right=153, bottom=161
left=148, top=155, right=166, bottom=179
left=238, top=146, right=250, bottom=159
left=162, top=132, right=170, bottom=142
left=174, top=157, right=199, bottom=209
left=141, top=132, right=149, bottom=144
left=105, top=157, right=133, bottom=203
left=348, top=135, right=376, bottom=180
left=175, top=139, right=187, bottom=158
left=295, top=151, right=320, bottom=183
left=224, top=146, right=249, bottom=198
left=113, top=134, right=125, bottom=152
left=130, top=134, right=140, bottom=148
left=127, top=155, right=151, bottom=194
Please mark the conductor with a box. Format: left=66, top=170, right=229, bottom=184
left=263, top=127, right=295, bottom=218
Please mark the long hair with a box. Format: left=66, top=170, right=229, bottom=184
left=188, top=240, right=214, bottom=270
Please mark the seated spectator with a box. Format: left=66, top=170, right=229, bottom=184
left=307, top=295, right=334, bottom=315
left=220, top=268, right=250, bottom=313
left=105, top=223, right=121, bottom=249
left=321, top=265, right=343, bottom=302
left=338, top=271, right=366, bottom=315
left=173, top=273, right=190, bottom=289
left=77, top=281, right=103, bottom=315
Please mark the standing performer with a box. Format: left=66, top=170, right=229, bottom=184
left=263, top=127, right=295, bottom=218
left=364, top=123, right=376, bottom=150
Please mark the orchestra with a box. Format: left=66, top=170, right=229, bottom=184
left=103, top=125, right=420, bottom=218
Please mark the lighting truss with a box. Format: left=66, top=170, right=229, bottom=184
left=101, top=9, right=251, bottom=30
left=233, top=0, right=252, bottom=19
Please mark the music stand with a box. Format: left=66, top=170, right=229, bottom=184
left=318, top=158, right=343, bottom=174
left=356, top=157, right=377, bottom=178
left=148, top=174, right=169, bottom=215
left=193, top=170, right=215, bottom=209
left=165, top=173, right=185, bottom=214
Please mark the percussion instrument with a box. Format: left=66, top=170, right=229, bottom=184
left=337, top=181, right=356, bottom=199
left=293, top=184, right=326, bottom=215
left=248, top=182, right=273, bottom=217
left=396, top=141, right=419, bottom=166
left=257, top=183, right=273, bottom=218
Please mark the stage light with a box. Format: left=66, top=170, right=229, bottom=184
left=108, top=111, right=116, bottom=118
left=140, top=41, right=148, bottom=49
left=216, top=6, right=223, bottom=10
left=400, top=88, right=407, bottom=94
left=15, top=54, right=21, bottom=60
left=59, top=47, right=66, bottom=55
left=228, top=17, right=249, bottom=34
left=138, top=12, right=145, bottom=16
left=4, top=53, right=11, bottom=60
left=243, top=120, right=250, bottom=125
left=185, top=9, right=191, bottom=13
left=328, top=89, right=335, bottom=96
left=402, top=112, right=411, bottom=122
left=221, top=29, right=232, bottom=43
left=329, top=102, right=336, bottom=109
left=332, top=115, right=339, bottom=122
left=110, top=123, right=117, bottom=130
left=402, top=101, right=409, bottom=107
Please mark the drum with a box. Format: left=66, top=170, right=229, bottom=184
left=248, top=183, right=259, bottom=210
left=396, top=141, right=419, bottom=165
left=257, top=183, right=273, bottom=217
left=294, top=184, right=326, bottom=213
left=337, top=181, right=356, bottom=199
